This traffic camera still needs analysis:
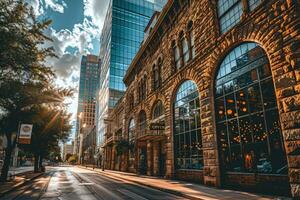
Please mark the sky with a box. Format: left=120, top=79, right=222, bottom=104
left=26, top=0, right=110, bottom=123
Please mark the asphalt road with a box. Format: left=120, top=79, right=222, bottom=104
left=2, top=166, right=187, bottom=200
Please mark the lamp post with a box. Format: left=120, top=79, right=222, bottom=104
left=77, top=112, right=82, bottom=165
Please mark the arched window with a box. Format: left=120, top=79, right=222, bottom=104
left=143, top=75, right=147, bottom=99
left=139, top=111, right=147, bottom=132
left=128, top=118, right=135, bottom=141
left=129, top=93, right=134, bottom=110
left=138, top=75, right=147, bottom=101
left=217, top=0, right=262, bottom=34
left=180, top=31, right=189, bottom=65
left=187, top=21, right=195, bottom=59
left=153, top=59, right=162, bottom=90
left=153, top=100, right=164, bottom=120
left=215, top=42, right=287, bottom=174
left=172, top=40, right=181, bottom=70
left=173, top=80, right=203, bottom=170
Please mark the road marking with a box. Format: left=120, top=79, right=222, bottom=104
left=78, top=182, right=94, bottom=186
left=117, top=189, right=149, bottom=200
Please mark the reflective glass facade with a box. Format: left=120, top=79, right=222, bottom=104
left=215, top=43, right=287, bottom=174
left=76, top=55, right=100, bottom=150
left=97, top=0, right=167, bottom=147
left=173, top=80, right=203, bottom=170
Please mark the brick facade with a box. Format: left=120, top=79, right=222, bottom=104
left=103, top=0, right=300, bottom=197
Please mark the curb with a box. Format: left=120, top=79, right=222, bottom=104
left=0, top=172, right=44, bottom=198
left=77, top=166, right=203, bottom=200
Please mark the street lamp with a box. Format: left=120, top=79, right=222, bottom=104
left=77, top=112, right=83, bottom=165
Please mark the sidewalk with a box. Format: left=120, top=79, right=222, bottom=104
left=78, top=166, right=290, bottom=200
left=8, top=166, right=34, bottom=175
left=0, top=170, right=42, bottom=197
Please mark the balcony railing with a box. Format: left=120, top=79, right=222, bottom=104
left=137, top=129, right=165, bottom=141
left=105, top=135, right=122, bottom=145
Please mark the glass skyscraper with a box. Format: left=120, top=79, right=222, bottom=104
left=97, top=0, right=167, bottom=147
left=74, top=55, right=100, bottom=155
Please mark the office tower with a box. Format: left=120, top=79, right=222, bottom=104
left=75, top=55, right=100, bottom=160
left=96, top=0, right=167, bottom=148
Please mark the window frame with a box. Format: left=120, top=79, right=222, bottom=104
left=214, top=42, right=287, bottom=174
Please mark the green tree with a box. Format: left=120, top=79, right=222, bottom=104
left=23, top=106, right=72, bottom=172
left=0, top=0, right=73, bottom=181
left=0, top=0, right=55, bottom=84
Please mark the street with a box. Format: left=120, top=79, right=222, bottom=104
left=1, top=166, right=187, bottom=200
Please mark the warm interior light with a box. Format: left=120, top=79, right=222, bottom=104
left=227, top=109, right=233, bottom=115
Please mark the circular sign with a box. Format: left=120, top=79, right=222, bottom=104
left=22, top=125, right=31, bottom=133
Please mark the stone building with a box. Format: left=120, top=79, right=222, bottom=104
left=103, top=0, right=300, bottom=197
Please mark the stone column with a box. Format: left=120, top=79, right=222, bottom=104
left=201, top=89, right=221, bottom=187
left=165, top=140, right=173, bottom=178
left=153, top=142, right=159, bottom=176
left=147, top=141, right=153, bottom=176
left=278, top=42, right=300, bottom=197
left=112, top=145, right=116, bottom=170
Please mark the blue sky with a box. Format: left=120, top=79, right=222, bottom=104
left=27, top=0, right=109, bottom=121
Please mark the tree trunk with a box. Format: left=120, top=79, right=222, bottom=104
left=0, top=145, right=12, bottom=182
left=34, top=154, right=39, bottom=173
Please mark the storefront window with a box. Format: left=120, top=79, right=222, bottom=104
left=215, top=42, right=287, bottom=174
left=173, top=80, right=203, bottom=170
left=128, top=118, right=135, bottom=169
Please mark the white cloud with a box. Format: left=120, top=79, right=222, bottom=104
left=83, top=0, right=109, bottom=30
left=26, top=0, right=44, bottom=16
left=27, top=0, right=109, bottom=120
left=44, top=0, right=67, bottom=13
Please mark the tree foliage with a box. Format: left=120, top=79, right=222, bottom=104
left=0, top=0, right=55, bottom=84
left=0, top=0, right=73, bottom=181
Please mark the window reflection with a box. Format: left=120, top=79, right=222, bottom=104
left=218, top=0, right=243, bottom=34
left=215, top=43, right=287, bottom=174
left=218, top=0, right=263, bottom=34
left=128, top=118, right=135, bottom=169
left=173, top=80, right=203, bottom=170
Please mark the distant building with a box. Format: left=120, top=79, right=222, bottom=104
left=63, top=143, right=73, bottom=161
left=82, top=126, right=97, bottom=165
left=74, top=55, right=100, bottom=162
left=96, top=0, right=167, bottom=154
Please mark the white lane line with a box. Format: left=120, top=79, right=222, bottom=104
left=78, top=183, right=94, bottom=186
left=117, top=189, right=149, bottom=200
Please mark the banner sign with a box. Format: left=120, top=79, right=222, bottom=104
left=149, top=122, right=165, bottom=130
left=18, top=124, right=33, bottom=144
